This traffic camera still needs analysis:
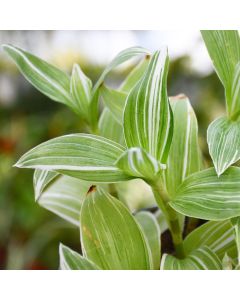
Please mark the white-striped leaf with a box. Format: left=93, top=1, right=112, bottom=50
left=201, top=30, right=240, bottom=117
left=160, top=246, right=222, bottom=270
left=183, top=220, right=237, bottom=260
left=33, top=169, right=59, bottom=200
left=229, top=62, right=240, bottom=119
left=207, top=116, right=240, bottom=176
left=70, top=63, right=92, bottom=121
left=37, top=175, right=91, bottom=226
left=164, top=95, right=202, bottom=197
left=99, top=84, right=127, bottom=124
left=99, top=108, right=125, bottom=146
left=135, top=211, right=161, bottom=270
left=93, top=47, right=150, bottom=92
left=123, top=49, right=173, bottom=164
left=170, top=167, right=240, bottom=220
left=2, top=44, right=80, bottom=114
left=231, top=217, right=240, bottom=264
left=59, top=244, right=100, bottom=270
left=222, top=253, right=233, bottom=270
left=15, top=134, right=131, bottom=183
left=80, top=187, right=152, bottom=270
left=120, top=55, right=150, bottom=92
left=116, top=147, right=166, bottom=181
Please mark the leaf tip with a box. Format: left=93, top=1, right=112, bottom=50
left=87, top=185, right=97, bottom=195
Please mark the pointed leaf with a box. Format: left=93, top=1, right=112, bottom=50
left=171, top=167, right=240, bottom=220
left=161, top=246, right=222, bottom=270
left=183, top=220, right=237, bottom=259
left=123, top=49, right=173, bottom=164
left=99, top=84, right=127, bottom=124
left=70, top=63, right=92, bottom=121
left=99, top=108, right=125, bottom=145
left=2, top=44, right=80, bottom=113
left=164, top=95, right=202, bottom=197
left=93, top=47, right=150, bottom=92
left=33, top=169, right=59, bottom=200
left=135, top=211, right=161, bottom=270
left=80, top=187, right=151, bottom=270
left=38, top=175, right=91, bottom=226
left=207, top=116, right=240, bottom=176
left=116, top=147, right=165, bottom=181
left=59, top=244, right=100, bottom=270
left=222, top=253, right=233, bottom=270
left=201, top=30, right=240, bottom=116
left=120, top=56, right=150, bottom=92
left=15, top=134, right=131, bottom=183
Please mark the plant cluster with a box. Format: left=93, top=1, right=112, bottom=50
left=4, top=30, right=240, bottom=270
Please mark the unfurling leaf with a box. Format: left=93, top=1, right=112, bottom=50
left=124, top=49, right=173, bottom=164
left=170, top=167, right=240, bottom=220
left=15, top=134, right=131, bottom=183
left=70, top=63, right=92, bottom=121
left=161, top=246, right=222, bottom=270
left=164, top=95, right=202, bottom=197
left=135, top=211, right=161, bottom=270
left=207, top=116, right=240, bottom=176
left=80, top=187, right=152, bottom=270
left=59, top=244, right=100, bottom=270
left=116, top=147, right=165, bottom=181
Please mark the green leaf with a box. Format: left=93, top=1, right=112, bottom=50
left=120, top=55, right=150, bottom=92
left=37, top=175, right=91, bottom=226
left=93, top=47, right=150, bottom=92
left=33, top=169, right=59, bottom=200
left=207, top=116, right=240, bottom=176
left=99, top=108, right=125, bottom=146
left=116, top=147, right=165, bottom=181
left=201, top=30, right=240, bottom=117
left=123, top=49, right=173, bottom=164
left=183, top=220, right=237, bottom=260
left=2, top=44, right=78, bottom=113
left=15, top=134, right=131, bottom=183
left=222, top=253, right=233, bottom=270
left=70, top=63, right=92, bottom=121
left=161, top=246, right=222, bottom=270
left=164, top=95, right=202, bottom=197
left=231, top=217, right=240, bottom=264
left=99, top=84, right=127, bottom=124
left=59, top=244, right=100, bottom=270
left=170, top=167, right=240, bottom=220
left=135, top=211, right=161, bottom=270
left=80, top=187, right=151, bottom=270
left=229, top=62, right=240, bottom=119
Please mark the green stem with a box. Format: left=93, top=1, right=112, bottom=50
left=151, top=181, right=185, bottom=258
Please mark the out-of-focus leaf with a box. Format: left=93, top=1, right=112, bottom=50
left=222, top=253, right=233, bottom=270
left=124, top=49, right=173, bottom=164
left=98, top=108, right=125, bottom=146
left=80, top=187, right=151, bottom=270
left=207, top=116, right=240, bottom=176
left=99, top=85, right=127, bottom=124
left=15, top=134, right=131, bottom=183
left=33, top=169, right=59, bottom=200
left=155, top=209, right=168, bottom=232
left=164, top=95, right=202, bottom=197
left=37, top=175, right=91, bottom=226
left=70, top=63, right=92, bottom=121
left=135, top=211, right=161, bottom=270
left=201, top=30, right=240, bottom=117
left=120, top=56, right=150, bottom=92
left=2, top=44, right=79, bottom=113
left=183, top=220, right=237, bottom=259
left=59, top=244, right=99, bottom=270
left=93, top=47, right=150, bottom=92
left=170, top=167, right=240, bottom=220
left=161, top=246, right=222, bottom=270
left=116, top=147, right=165, bottom=181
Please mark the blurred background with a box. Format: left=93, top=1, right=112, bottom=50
left=0, top=31, right=226, bottom=269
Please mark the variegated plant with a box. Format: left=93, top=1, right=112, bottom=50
left=4, top=30, right=240, bottom=270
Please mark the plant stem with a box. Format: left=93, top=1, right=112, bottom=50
left=151, top=181, right=185, bottom=258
